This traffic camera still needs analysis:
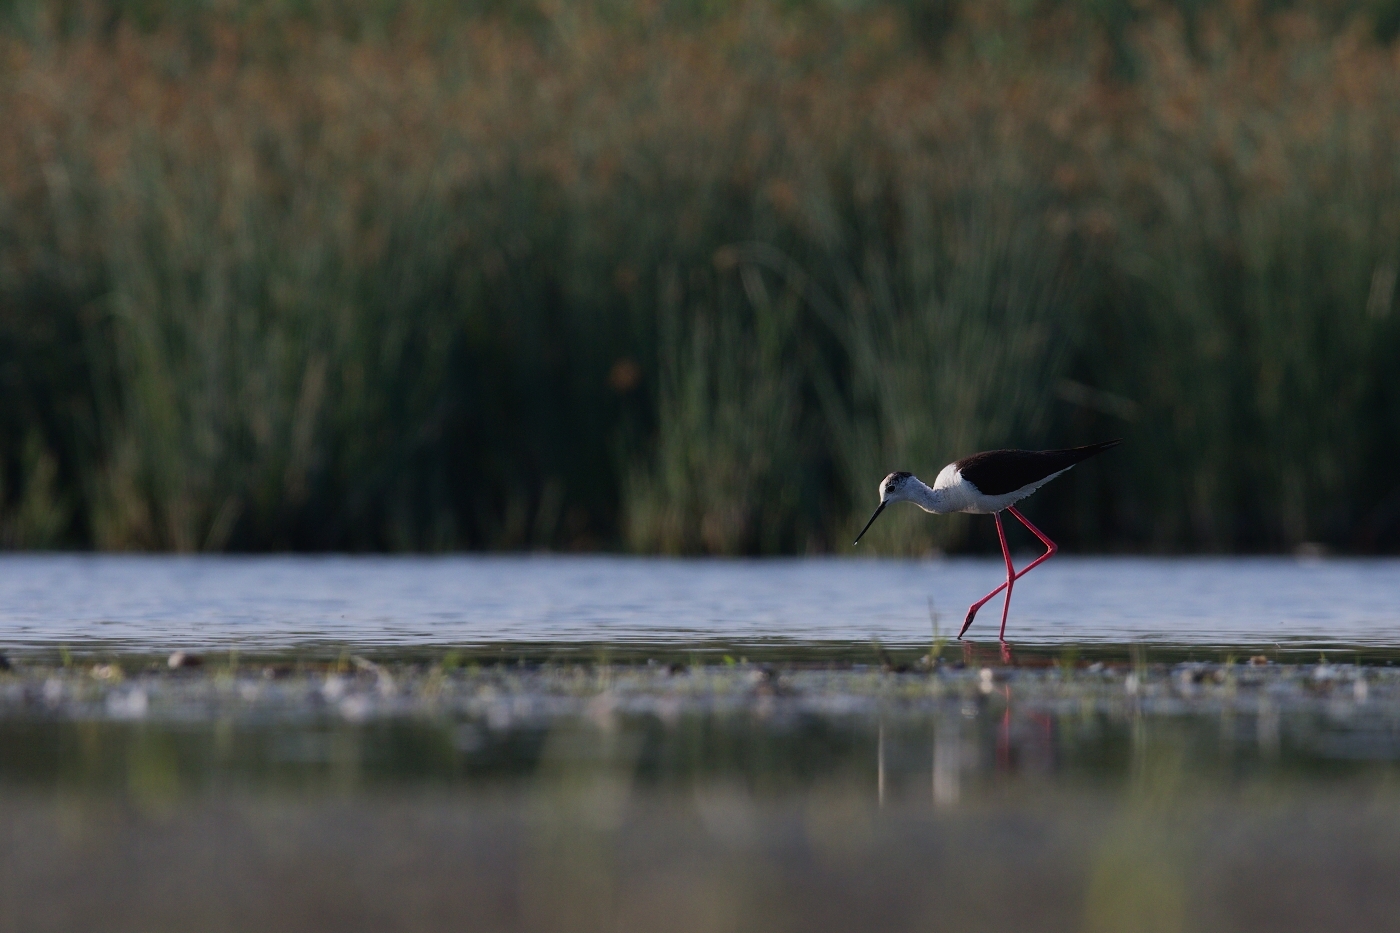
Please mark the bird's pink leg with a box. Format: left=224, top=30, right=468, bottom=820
left=995, top=513, right=1016, bottom=641
left=957, top=506, right=1059, bottom=639
left=958, top=512, right=1017, bottom=638
left=1007, top=506, right=1058, bottom=560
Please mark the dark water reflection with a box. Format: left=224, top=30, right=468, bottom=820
left=2, top=660, right=1400, bottom=931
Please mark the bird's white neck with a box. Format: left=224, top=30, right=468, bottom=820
left=903, top=476, right=953, bottom=514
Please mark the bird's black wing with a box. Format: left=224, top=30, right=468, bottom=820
left=955, top=441, right=1121, bottom=496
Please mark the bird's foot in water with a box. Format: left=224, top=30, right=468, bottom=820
left=957, top=605, right=978, bottom=640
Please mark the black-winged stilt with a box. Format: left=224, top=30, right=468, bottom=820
left=853, top=441, right=1121, bottom=641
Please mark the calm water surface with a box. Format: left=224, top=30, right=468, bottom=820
left=0, top=553, right=1396, bottom=652
left=4, top=554, right=1400, bottom=933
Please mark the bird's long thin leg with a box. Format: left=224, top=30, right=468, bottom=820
left=1006, top=506, right=1058, bottom=560
left=958, top=513, right=1017, bottom=639
left=957, top=506, right=1059, bottom=639
left=995, top=513, right=1016, bottom=641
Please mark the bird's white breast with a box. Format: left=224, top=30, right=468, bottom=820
left=931, top=463, right=980, bottom=513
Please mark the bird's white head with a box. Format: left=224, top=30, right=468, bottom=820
left=854, top=471, right=917, bottom=545
left=878, top=471, right=917, bottom=504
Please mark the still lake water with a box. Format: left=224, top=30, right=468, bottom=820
left=0, top=553, right=1396, bottom=652
left=6, top=554, right=1400, bottom=932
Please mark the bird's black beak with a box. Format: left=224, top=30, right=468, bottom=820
left=853, top=503, right=886, bottom=545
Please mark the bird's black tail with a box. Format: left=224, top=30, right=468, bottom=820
left=1054, top=439, right=1122, bottom=464
left=1026, top=440, right=1123, bottom=479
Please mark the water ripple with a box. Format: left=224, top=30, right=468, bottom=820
left=0, top=554, right=1396, bottom=651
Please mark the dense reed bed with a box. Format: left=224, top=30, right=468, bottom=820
left=2, top=0, right=1399, bottom=554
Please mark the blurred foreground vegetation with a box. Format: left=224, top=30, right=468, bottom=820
left=2, top=0, right=1400, bottom=553
left=5, top=657, right=1400, bottom=933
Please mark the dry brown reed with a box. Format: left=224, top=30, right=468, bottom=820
left=0, top=0, right=1398, bottom=553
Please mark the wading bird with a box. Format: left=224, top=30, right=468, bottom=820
left=853, top=441, right=1121, bottom=641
